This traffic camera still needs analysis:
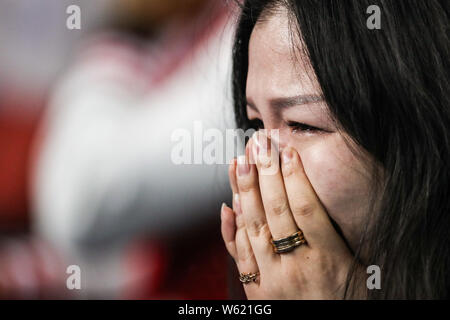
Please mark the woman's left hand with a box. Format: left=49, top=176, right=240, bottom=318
left=221, top=131, right=359, bottom=299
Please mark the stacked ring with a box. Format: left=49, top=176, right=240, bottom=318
left=271, top=230, right=306, bottom=253
left=239, top=272, right=259, bottom=284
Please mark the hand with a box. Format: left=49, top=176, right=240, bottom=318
left=221, top=131, right=362, bottom=299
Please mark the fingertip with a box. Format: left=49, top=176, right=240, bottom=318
left=221, top=202, right=233, bottom=216
left=228, top=158, right=239, bottom=193
left=291, top=146, right=302, bottom=165
left=247, top=137, right=256, bottom=165
left=221, top=202, right=226, bottom=216
left=281, top=146, right=304, bottom=170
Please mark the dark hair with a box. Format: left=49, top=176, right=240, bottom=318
left=232, top=0, right=450, bottom=299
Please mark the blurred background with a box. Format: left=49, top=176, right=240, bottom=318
left=0, top=0, right=242, bottom=299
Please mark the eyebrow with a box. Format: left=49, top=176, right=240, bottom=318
left=246, top=94, right=324, bottom=112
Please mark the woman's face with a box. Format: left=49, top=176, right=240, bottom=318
left=246, top=9, right=374, bottom=250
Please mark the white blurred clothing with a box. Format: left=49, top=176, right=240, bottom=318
left=31, top=6, right=237, bottom=295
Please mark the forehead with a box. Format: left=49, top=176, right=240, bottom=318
left=247, top=8, right=319, bottom=99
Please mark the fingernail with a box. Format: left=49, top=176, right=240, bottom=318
left=247, top=139, right=256, bottom=165
left=237, top=155, right=250, bottom=176
left=256, top=132, right=272, bottom=167
left=251, top=133, right=259, bottom=162
left=233, top=193, right=242, bottom=215
left=221, top=202, right=226, bottom=213
left=282, top=147, right=293, bottom=164
left=255, top=132, right=267, bottom=155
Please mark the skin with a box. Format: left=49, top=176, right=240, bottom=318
left=221, top=7, right=374, bottom=299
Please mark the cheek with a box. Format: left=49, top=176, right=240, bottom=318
left=292, top=135, right=372, bottom=242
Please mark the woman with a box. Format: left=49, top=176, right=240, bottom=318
left=221, top=0, right=449, bottom=299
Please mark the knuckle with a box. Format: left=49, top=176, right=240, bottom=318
left=269, top=199, right=290, bottom=217
left=235, top=215, right=246, bottom=229
left=247, top=219, right=269, bottom=238
left=237, top=176, right=257, bottom=194
left=281, top=163, right=296, bottom=178
left=292, top=202, right=316, bottom=217
left=238, top=246, right=254, bottom=263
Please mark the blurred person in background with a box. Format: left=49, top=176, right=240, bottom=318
left=0, top=0, right=109, bottom=299
left=31, top=0, right=238, bottom=298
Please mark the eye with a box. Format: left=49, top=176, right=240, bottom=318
left=249, top=118, right=264, bottom=130
left=286, top=121, right=324, bottom=134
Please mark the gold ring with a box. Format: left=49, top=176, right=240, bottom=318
left=271, top=230, right=306, bottom=254
left=239, top=271, right=259, bottom=284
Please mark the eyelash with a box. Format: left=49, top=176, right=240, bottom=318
left=285, top=121, right=323, bottom=134
left=248, top=118, right=323, bottom=134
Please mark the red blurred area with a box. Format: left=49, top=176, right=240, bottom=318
left=0, top=86, right=231, bottom=299
left=0, top=0, right=235, bottom=299
left=0, top=86, right=68, bottom=299
left=0, top=87, right=44, bottom=233
left=122, top=226, right=230, bottom=299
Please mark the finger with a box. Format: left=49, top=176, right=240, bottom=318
left=228, top=158, right=239, bottom=195
left=280, top=146, right=346, bottom=251
left=233, top=193, right=260, bottom=288
left=252, top=132, right=299, bottom=240
left=221, top=202, right=237, bottom=259
left=236, top=151, right=276, bottom=267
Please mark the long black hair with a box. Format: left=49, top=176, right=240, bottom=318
left=232, top=0, right=450, bottom=299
